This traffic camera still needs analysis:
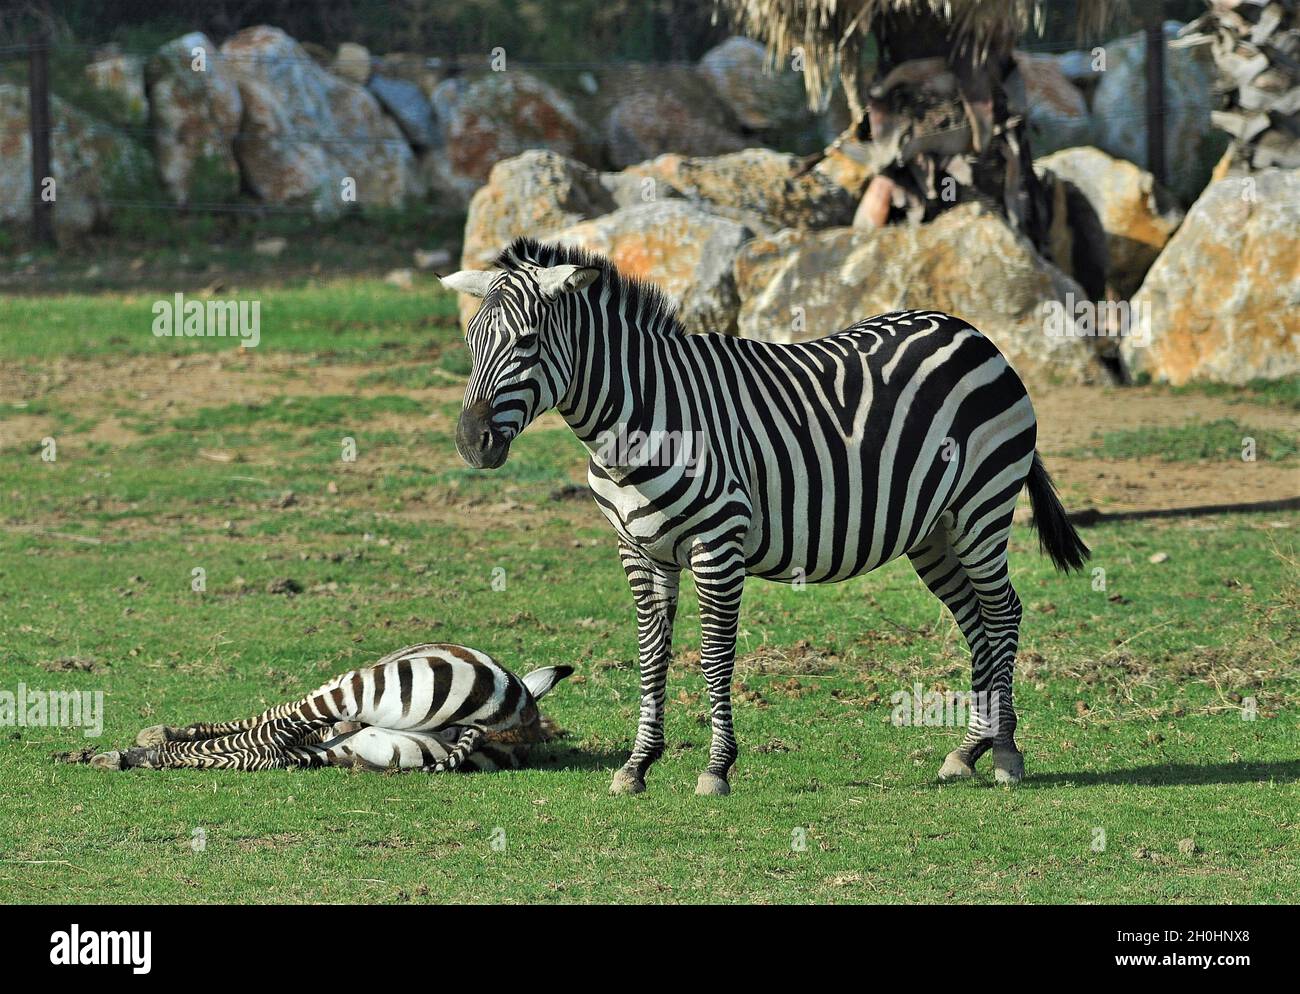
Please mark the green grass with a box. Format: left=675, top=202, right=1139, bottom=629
left=0, top=278, right=460, bottom=361
left=1, top=282, right=1297, bottom=904
left=1070, top=418, right=1298, bottom=463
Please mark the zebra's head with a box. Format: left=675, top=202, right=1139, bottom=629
left=440, top=244, right=599, bottom=469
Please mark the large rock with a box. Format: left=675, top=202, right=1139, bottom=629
left=461, top=150, right=615, bottom=268
left=368, top=74, right=438, bottom=149
left=458, top=151, right=617, bottom=326
left=627, top=148, right=858, bottom=231
left=0, top=84, right=152, bottom=235
left=553, top=202, right=753, bottom=335
left=1091, top=21, right=1229, bottom=204
left=734, top=204, right=1112, bottom=384
left=145, top=32, right=242, bottom=204
left=697, top=37, right=820, bottom=152
left=1122, top=170, right=1300, bottom=385
left=84, top=48, right=148, bottom=123
left=220, top=26, right=416, bottom=214
left=604, top=91, right=745, bottom=168
left=429, top=73, right=592, bottom=201
left=1008, top=51, right=1092, bottom=156
left=1037, top=146, right=1184, bottom=299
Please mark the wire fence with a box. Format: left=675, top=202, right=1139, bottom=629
left=1, top=27, right=1213, bottom=241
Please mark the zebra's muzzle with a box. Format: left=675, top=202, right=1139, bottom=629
left=456, top=400, right=511, bottom=469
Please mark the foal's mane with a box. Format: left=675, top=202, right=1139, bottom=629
left=496, top=237, right=686, bottom=335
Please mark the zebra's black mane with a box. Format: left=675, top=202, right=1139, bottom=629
left=496, top=237, right=686, bottom=335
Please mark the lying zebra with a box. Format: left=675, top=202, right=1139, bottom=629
left=91, top=644, right=573, bottom=773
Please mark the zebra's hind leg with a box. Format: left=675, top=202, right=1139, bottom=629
left=135, top=697, right=310, bottom=748
left=907, top=529, right=995, bottom=781
left=949, top=512, right=1025, bottom=785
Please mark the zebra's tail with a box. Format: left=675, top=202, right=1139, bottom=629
left=523, top=665, right=575, bottom=700
left=1025, top=450, right=1090, bottom=573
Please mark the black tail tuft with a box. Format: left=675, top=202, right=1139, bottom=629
left=1026, top=451, right=1090, bottom=573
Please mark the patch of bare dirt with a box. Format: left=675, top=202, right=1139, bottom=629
left=4, top=356, right=1296, bottom=534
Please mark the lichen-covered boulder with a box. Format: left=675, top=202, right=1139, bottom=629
left=627, top=148, right=858, bottom=231
left=429, top=73, right=592, bottom=201
left=457, top=151, right=617, bottom=326
left=1036, top=146, right=1184, bottom=299
left=0, top=83, right=152, bottom=235
left=553, top=202, right=753, bottom=335
left=220, top=26, right=416, bottom=214
left=84, top=48, right=148, bottom=123
left=145, top=32, right=242, bottom=204
left=1091, top=21, right=1229, bottom=204
left=1122, top=170, right=1300, bottom=385
left=734, top=204, right=1112, bottom=384
left=697, top=37, right=820, bottom=152
left=604, top=90, right=745, bottom=168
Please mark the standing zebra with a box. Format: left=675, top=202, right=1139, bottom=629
left=90, top=643, right=572, bottom=773
left=442, top=238, right=1089, bottom=795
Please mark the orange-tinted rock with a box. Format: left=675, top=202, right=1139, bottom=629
left=429, top=73, right=592, bottom=202
left=457, top=151, right=616, bottom=327
left=627, top=148, right=857, bottom=231
left=1123, top=170, right=1300, bottom=384
left=1036, top=146, right=1184, bottom=299
left=553, top=201, right=753, bottom=335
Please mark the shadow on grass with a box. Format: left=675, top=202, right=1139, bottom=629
left=532, top=745, right=627, bottom=773
left=1024, top=760, right=1300, bottom=788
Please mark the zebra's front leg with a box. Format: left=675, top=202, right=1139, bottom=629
left=610, top=542, right=680, bottom=795
left=691, top=541, right=746, bottom=796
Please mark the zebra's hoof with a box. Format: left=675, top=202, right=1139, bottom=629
left=90, top=751, right=122, bottom=771
left=695, top=772, right=731, bottom=796
left=937, top=750, right=975, bottom=781
left=135, top=725, right=171, bottom=748
left=993, top=746, right=1024, bottom=785
left=609, top=769, right=646, bottom=795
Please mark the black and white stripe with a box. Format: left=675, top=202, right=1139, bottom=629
left=444, top=238, right=1089, bottom=792
left=95, top=644, right=572, bottom=773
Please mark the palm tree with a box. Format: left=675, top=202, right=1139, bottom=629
left=715, top=0, right=1127, bottom=250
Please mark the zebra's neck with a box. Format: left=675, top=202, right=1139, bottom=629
left=553, top=285, right=682, bottom=457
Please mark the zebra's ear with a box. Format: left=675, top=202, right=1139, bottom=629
left=536, top=265, right=599, bottom=300
left=439, top=270, right=496, bottom=298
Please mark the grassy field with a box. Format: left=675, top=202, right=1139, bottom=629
left=1, top=277, right=1297, bottom=903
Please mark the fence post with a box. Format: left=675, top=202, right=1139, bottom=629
left=1144, top=15, right=1166, bottom=188
left=29, top=30, right=56, bottom=248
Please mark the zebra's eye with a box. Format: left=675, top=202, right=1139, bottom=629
left=515, top=331, right=538, bottom=350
